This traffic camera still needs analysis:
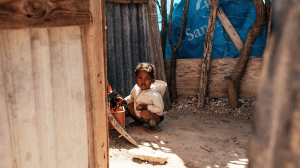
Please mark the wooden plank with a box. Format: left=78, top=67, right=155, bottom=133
left=49, top=26, right=88, bottom=168
left=133, top=155, right=168, bottom=164
left=81, top=0, right=108, bottom=166
left=30, top=28, right=57, bottom=168
left=0, top=0, right=91, bottom=30
left=216, top=8, right=243, bottom=53
left=0, top=31, right=14, bottom=168
left=48, top=28, right=68, bottom=167
left=0, top=27, right=89, bottom=168
left=106, top=0, right=148, bottom=3
left=207, top=0, right=243, bottom=53
left=166, top=57, right=262, bottom=98
left=81, top=26, right=95, bottom=168
left=1, top=29, right=40, bottom=167
left=49, top=27, right=76, bottom=168
left=63, top=26, right=88, bottom=168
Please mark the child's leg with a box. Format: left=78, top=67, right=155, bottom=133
left=140, top=110, right=161, bottom=126
left=127, top=103, right=144, bottom=123
left=128, top=103, right=161, bottom=126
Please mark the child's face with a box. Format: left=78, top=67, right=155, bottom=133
left=135, top=71, right=155, bottom=90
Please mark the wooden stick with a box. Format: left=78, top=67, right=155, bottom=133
left=167, top=0, right=189, bottom=103
left=198, top=0, right=219, bottom=108
left=207, top=0, right=243, bottom=53
left=133, top=155, right=168, bottom=164
left=216, top=6, right=243, bottom=53
left=160, top=0, right=168, bottom=60
left=200, top=146, right=211, bottom=152
left=107, top=110, right=138, bottom=147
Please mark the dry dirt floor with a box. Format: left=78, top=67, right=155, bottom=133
left=109, top=98, right=255, bottom=168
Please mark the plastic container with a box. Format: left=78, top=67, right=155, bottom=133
left=108, top=106, right=125, bottom=129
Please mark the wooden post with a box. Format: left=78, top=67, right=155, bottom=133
left=168, top=0, right=189, bottom=103
left=81, top=0, right=108, bottom=167
left=147, top=0, right=170, bottom=109
left=30, top=29, right=57, bottom=168
left=160, top=0, right=168, bottom=60
left=198, top=0, right=219, bottom=108
left=225, top=0, right=266, bottom=109
left=248, top=1, right=300, bottom=167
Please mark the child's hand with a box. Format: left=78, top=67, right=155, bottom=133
left=117, top=96, right=126, bottom=105
left=136, top=104, right=147, bottom=110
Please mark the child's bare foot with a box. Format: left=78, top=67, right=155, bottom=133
left=128, top=120, right=143, bottom=127
left=149, top=119, right=157, bottom=127
left=146, top=126, right=161, bottom=133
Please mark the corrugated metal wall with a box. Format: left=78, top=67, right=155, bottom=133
left=0, top=27, right=88, bottom=168
left=106, top=2, right=155, bottom=97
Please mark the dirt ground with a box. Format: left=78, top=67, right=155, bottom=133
left=109, top=97, right=255, bottom=168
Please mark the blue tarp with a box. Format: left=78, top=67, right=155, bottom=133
left=164, top=0, right=267, bottom=59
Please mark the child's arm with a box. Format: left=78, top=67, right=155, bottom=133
left=136, top=104, right=147, bottom=110
left=119, top=93, right=134, bottom=105
left=117, top=96, right=127, bottom=105
left=147, top=93, right=164, bottom=115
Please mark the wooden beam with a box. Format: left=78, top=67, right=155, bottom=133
left=216, top=7, right=243, bottom=53
left=207, top=0, right=243, bottom=53
left=81, top=0, right=108, bottom=167
left=165, top=57, right=262, bottom=99
left=0, top=0, right=91, bottom=30
left=106, top=0, right=148, bottom=3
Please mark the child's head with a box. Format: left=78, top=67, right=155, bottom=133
left=134, top=62, right=156, bottom=90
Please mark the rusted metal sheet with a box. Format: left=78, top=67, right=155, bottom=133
left=106, top=2, right=154, bottom=97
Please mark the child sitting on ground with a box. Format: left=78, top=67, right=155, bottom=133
left=119, top=62, right=167, bottom=129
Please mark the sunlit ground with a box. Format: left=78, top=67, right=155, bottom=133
left=206, top=159, right=248, bottom=168
left=110, top=139, right=249, bottom=168
left=110, top=140, right=186, bottom=168
left=226, top=159, right=249, bottom=168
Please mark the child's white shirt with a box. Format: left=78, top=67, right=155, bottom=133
left=124, top=80, right=167, bottom=118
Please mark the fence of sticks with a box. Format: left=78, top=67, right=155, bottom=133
left=164, top=0, right=271, bottom=109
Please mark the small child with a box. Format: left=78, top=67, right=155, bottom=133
left=119, top=62, right=167, bottom=129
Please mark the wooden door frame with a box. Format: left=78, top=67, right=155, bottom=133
left=0, top=0, right=161, bottom=167
left=0, top=0, right=109, bottom=167
left=81, top=0, right=109, bottom=167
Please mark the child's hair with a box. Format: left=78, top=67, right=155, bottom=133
left=135, top=62, right=156, bottom=78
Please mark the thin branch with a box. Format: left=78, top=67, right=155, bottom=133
left=167, top=0, right=189, bottom=103
left=154, top=0, right=163, bottom=16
